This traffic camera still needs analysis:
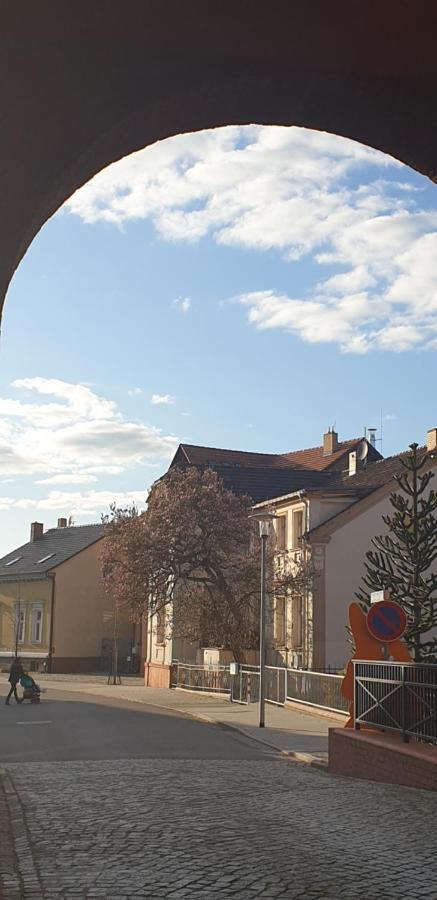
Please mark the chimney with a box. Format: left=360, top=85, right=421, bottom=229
left=57, top=518, right=67, bottom=528
left=30, top=522, right=44, bottom=542
left=348, top=450, right=357, bottom=477
left=323, top=427, right=339, bottom=456
left=427, top=428, right=437, bottom=453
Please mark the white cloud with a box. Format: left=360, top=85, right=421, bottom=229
left=173, top=297, right=191, bottom=313
left=128, top=387, right=143, bottom=397
left=0, top=490, right=147, bottom=516
left=63, top=124, right=437, bottom=352
left=0, top=378, right=179, bottom=478
left=151, top=393, right=176, bottom=405
left=35, top=473, right=98, bottom=485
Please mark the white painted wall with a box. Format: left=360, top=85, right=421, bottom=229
left=324, top=493, right=393, bottom=667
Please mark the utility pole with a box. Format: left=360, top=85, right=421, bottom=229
left=249, top=510, right=277, bottom=729
left=259, top=528, right=267, bottom=728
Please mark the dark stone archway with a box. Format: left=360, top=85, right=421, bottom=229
left=1, top=1, right=437, bottom=315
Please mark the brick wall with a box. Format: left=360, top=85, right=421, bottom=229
left=329, top=728, right=437, bottom=791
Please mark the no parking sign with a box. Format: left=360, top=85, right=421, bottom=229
left=366, top=600, right=407, bottom=643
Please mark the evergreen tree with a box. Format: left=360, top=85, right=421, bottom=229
left=356, top=443, right=437, bottom=663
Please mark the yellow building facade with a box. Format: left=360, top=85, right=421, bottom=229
left=0, top=521, right=136, bottom=674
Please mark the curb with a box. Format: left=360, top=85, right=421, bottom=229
left=17, top=683, right=329, bottom=770
left=0, top=768, right=44, bottom=899
left=144, top=704, right=328, bottom=769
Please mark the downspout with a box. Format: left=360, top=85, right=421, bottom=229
left=302, top=494, right=312, bottom=669
left=47, top=573, right=55, bottom=674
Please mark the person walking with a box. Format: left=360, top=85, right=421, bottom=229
left=5, top=656, right=23, bottom=705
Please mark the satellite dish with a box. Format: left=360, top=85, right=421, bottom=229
left=357, top=440, right=369, bottom=462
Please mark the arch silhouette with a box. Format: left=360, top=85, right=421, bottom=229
left=1, top=1, right=437, bottom=315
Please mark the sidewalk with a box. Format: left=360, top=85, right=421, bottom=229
left=0, top=674, right=346, bottom=762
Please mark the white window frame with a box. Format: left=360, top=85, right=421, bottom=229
left=15, top=604, right=26, bottom=644
left=31, top=603, right=43, bottom=644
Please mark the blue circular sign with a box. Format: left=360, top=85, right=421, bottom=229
left=366, top=600, right=407, bottom=642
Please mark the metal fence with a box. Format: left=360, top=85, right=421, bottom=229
left=230, top=665, right=259, bottom=704
left=169, top=660, right=348, bottom=713
left=171, top=662, right=231, bottom=694
left=354, top=660, right=437, bottom=745
left=230, top=664, right=347, bottom=713
left=266, top=666, right=286, bottom=705
left=286, top=667, right=349, bottom=713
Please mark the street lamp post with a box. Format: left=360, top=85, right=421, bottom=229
left=249, top=510, right=277, bottom=729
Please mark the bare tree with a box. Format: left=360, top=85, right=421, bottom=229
left=101, top=467, right=314, bottom=662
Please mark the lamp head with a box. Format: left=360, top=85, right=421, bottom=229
left=248, top=509, right=277, bottom=537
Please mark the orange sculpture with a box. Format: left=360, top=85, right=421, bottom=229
left=341, top=602, right=412, bottom=728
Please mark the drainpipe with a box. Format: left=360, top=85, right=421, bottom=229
left=301, top=494, right=312, bottom=669
left=47, top=573, right=55, bottom=674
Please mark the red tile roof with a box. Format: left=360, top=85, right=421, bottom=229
left=172, top=438, right=380, bottom=472
left=280, top=439, right=364, bottom=471
left=173, top=444, right=287, bottom=468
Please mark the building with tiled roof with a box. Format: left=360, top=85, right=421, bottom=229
left=169, top=429, right=382, bottom=503
left=0, top=518, right=134, bottom=674
left=252, top=429, right=437, bottom=674
left=0, top=522, right=104, bottom=582
left=149, top=426, right=437, bottom=685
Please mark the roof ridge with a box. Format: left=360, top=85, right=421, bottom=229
left=45, top=523, right=101, bottom=532
left=353, top=444, right=426, bottom=466
left=282, top=437, right=362, bottom=456
left=180, top=439, right=363, bottom=459
left=181, top=442, right=281, bottom=457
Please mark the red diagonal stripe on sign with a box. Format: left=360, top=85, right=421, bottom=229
left=377, top=609, right=399, bottom=635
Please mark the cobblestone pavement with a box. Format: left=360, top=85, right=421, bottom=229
left=2, top=758, right=437, bottom=900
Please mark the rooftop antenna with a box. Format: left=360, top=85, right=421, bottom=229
left=380, top=408, right=384, bottom=456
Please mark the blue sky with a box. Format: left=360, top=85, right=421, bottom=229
left=1, top=125, right=436, bottom=554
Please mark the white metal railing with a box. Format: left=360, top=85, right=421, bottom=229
left=230, top=664, right=348, bottom=713
left=170, top=660, right=348, bottom=713
left=171, top=661, right=231, bottom=694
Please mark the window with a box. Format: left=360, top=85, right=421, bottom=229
left=15, top=604, right=25, bottom=644
left=292, top=509, right=304, bottom=550
left=291, top=595, right=303, bottom=648
left=5, top=556, right=22, bottom=567
left=31, top=603, right=43, bottom=644
left=276, top=514, right=287, bottom=550
left=156, top=609, right=165, bottom=645
left=36, top=553, right=55, bottom=565
left=274, top=596, right=286, bottom=646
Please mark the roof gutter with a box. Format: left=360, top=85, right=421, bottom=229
left=252, top=489, right=307, bottom=509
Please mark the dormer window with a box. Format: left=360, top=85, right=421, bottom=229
left=36, top=553, right=55, bottom=565
left=5, top=556, right=21, bottom=567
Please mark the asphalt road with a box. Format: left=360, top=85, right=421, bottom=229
left=0, top=687, right=271, bottom=763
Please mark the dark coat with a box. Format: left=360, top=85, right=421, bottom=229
left=8, top=660, right=23, bottom=685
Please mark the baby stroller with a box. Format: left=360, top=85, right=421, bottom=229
left=20, top=673, right=41, bottom=704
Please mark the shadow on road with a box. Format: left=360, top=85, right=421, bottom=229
left=0, top=689, right=274, bottom=763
